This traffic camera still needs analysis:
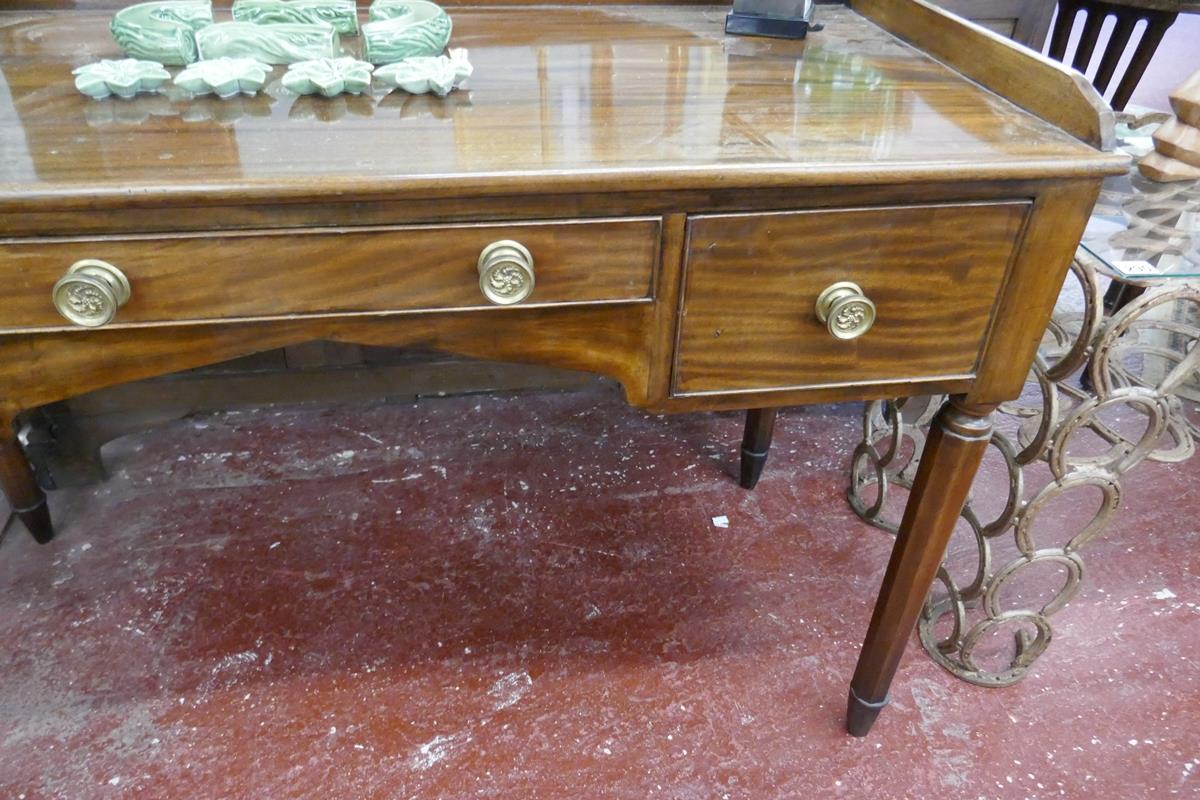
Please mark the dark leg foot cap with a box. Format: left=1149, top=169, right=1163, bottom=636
left=846, top=687, right=889, bottom=737
left=16, top=498, right=54, bottom=544
left=739, top=448, right=768, bottom=490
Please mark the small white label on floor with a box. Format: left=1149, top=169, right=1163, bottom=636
left=711, top=515, right=729, bottom=528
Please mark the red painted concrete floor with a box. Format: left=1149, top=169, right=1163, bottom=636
left=0, top=384, right=1197, bottom=798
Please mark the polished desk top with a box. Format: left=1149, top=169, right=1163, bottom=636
left=0, top=4, right=1112, bottom=212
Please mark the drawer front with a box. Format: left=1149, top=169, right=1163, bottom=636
left=0, top=218, right=659, bottom=331
left=673, top=202, right=1030, bottom=395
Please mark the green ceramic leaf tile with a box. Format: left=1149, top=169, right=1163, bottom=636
left=73, top=58, right=171, bottom=99
left=362, top=1, right=451, bottom=64
left=232, top=0, right=359, bottom=36
left=175, top=56, right=272, bottom=98
left=110, top=0, right=214, bottom=66
left=374, top=47, right=471, bottom=96
left=282, top=57, right=374, bottom=96
left=195, top=21, right=340, bottom=65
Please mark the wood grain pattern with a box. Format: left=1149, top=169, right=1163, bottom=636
left=847, top=396, right=996, bottom=735
left=1172, top=70, right=1200, bottom=127
left=674, top=202, right=1029, bottom=395
left=931, top=0, right=1055, bottom=47
left=0, top=304, right=657, bottom=420
left=0, top=4, right=1123, bottom=218
left=0, top=218, right=659, bottom=331
left=647, top=213, right=688, bottom=404
left=0, top=179, right=1098, bottom=238
left=1152, top=118, right=1200, bottom=167
left=853, top=0, right=1117, bottom=149
left=965, top=180, right=1103, bottom=406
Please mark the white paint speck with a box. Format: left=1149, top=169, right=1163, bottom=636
left=108, top=777, right=120, bottom=786
left=711, top=515, right=730, bottom=528
left=489, top=670, right=533, bottom=710
left=269, top=542, right=281, bottom=550
left=411, top=733, right=471, bottom=771
left=1152, top=588, right=1176, bottom=600
left=211, top=650, right=258, bottom=675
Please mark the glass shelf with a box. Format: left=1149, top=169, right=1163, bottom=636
left=1080, top=115, right=1200, bottom=285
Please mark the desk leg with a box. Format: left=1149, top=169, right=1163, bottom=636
left=1, top=428, right=54, bottom=544
left=846, top=396, right=993, bottom=736
left=739, top=408, right=778, bottom=489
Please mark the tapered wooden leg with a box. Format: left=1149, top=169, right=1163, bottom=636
left=739, top=407, right=778, bottom=490
left=846, top=397, right=994, bottom=736
left=0, top=431, right=54, bottom=544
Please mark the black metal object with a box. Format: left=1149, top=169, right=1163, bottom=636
left=739, top=407, right=778, bottom=490
left=725, top=0, right=821, bottom=40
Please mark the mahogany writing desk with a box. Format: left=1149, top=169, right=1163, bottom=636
left=0, top=0, right=1126, bottom=735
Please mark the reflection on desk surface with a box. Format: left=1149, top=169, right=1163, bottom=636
left=0, top=4, right=1098, bottom=195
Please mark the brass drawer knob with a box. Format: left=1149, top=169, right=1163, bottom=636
left=477, top=240, right=535, bottom=305
left=52, top=259, right=132, bottom=328
left=815, top=281, right=876, bottom=340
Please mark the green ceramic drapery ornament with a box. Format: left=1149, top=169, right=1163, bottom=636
left=232, top=0, right=359, bottom=36
left=282, top=57, right=374, bottom=96
left=368, top=0, right=420, bottom=21
left=73, top=58, right=171, bottom=99
left=195, top=21, right=340, bottom=64
left=110, top=0, right=214, bottom=65
left=362, top=1, right=452, bottom=64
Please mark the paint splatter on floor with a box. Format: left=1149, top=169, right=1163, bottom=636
left=1, top=384, right=1197, bottom=798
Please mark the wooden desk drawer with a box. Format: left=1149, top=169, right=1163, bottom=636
left=0, top=218, right=659, bottom=331
left=673, top=202, right=1030, bottom=396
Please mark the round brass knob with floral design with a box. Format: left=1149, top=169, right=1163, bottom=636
left=815, top=281, right=876, bottom=340
left=52, top=259, right=131, bottom=328
left=477, top=240, right=535, bottom=305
